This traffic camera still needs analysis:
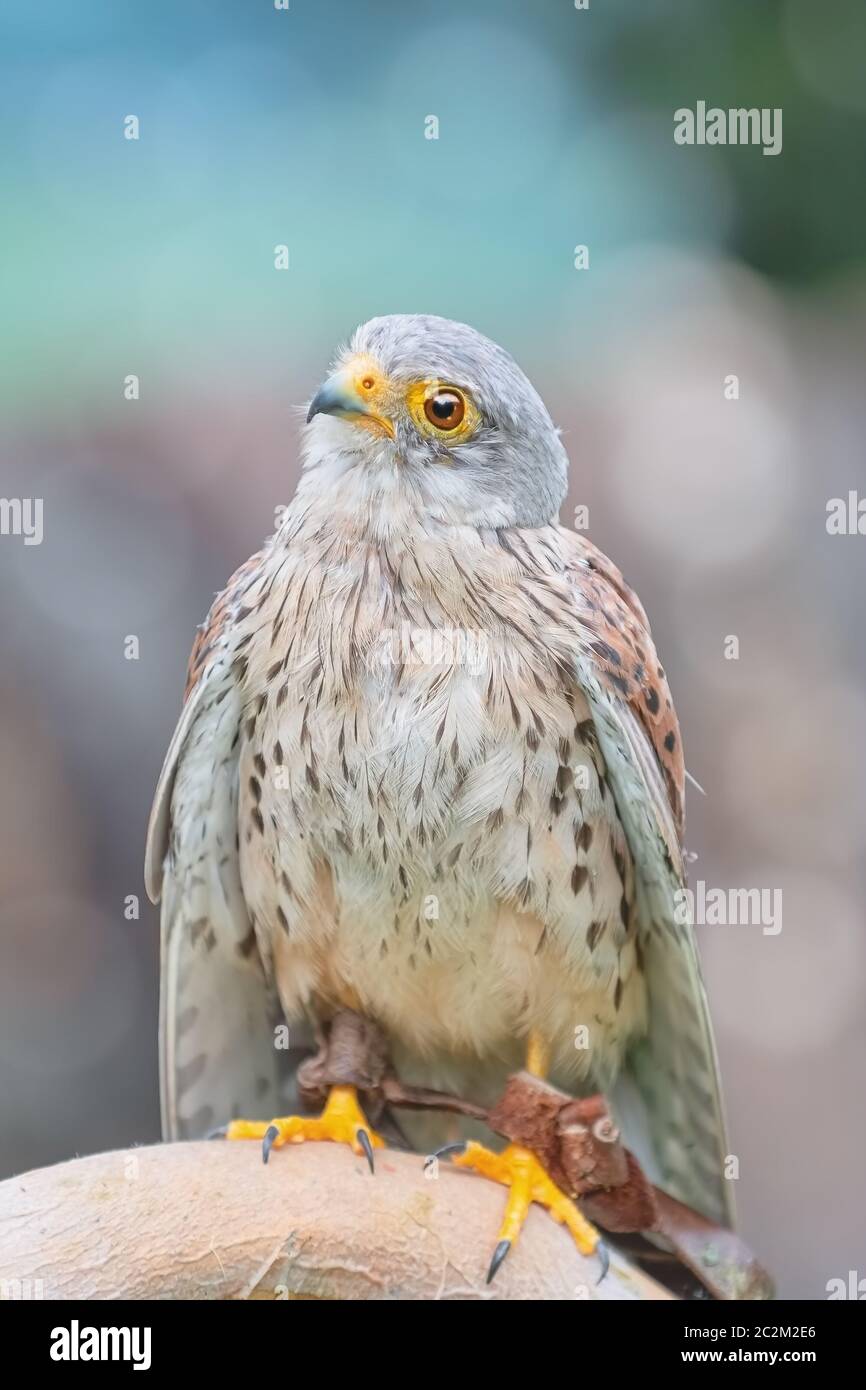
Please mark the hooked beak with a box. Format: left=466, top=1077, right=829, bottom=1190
left=306, top=364, right=394, bottom=438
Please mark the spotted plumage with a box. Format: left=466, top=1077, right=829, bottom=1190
left=146, top=315, right=731, bottom=1225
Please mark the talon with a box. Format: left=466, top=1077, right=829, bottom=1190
left=486, top=1239, right=511, bottom=1284
left=357, top=1127, right=375, bottom=1174
left=229, top=1086, right=386, bottom=1167
left=206, top=1124, right=228, bottom=1140
left=262, top=1124, right=279, bottom=1165
left=596, top=1239, right=610, bottom=1284
left=453, top=1141, right=602, bottom=1273
left=433, top=1141, right=468, bottom=1160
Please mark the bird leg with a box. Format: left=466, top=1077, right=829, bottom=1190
left=225, top=1008, right=486, bottom=1167
left=226, top=1011, right=387, bottom=1171
left=226, top=1085, right=385, bottom=1171
left=438, top=1031, right=608, bottom=1284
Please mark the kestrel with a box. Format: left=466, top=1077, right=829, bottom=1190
left=146, top=314, right=731, bottom=1282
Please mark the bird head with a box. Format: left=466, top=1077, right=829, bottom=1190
left=303, top=315, right=568, bottom=529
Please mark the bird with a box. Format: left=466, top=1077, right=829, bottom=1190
left=145, top=313, right=732, bottom=1283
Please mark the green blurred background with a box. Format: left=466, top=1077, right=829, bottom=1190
left=2, top=0, right=865, bottom=1299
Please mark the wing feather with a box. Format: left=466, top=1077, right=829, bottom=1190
left=145, top=555, right=300, bottom=1139
left=561, top=529, right=733, bottom=1225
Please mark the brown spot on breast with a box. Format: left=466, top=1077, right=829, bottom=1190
left=237, top=927, right=258, bottom=959
left=507, top=686, right=521, bottom=728
left=571, top=864, right=589, bottom=894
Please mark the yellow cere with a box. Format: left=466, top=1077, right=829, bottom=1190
left=341, top=354, right=396, bottom=438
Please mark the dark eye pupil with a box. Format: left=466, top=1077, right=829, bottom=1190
left=424, top=389, right=466, bottom=430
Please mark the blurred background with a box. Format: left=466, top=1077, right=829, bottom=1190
left=1, top=0, right=865, bottom=1299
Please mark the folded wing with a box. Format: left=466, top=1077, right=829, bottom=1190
left=562, top=530, right=733, bottom=1226
left=145, top=555, right=298, bottom=1139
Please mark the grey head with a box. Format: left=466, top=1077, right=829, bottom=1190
left=304, top=314, right=569, bottom=529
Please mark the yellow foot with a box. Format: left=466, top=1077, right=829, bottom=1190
left=445, top=1141, right=608, bottom=1285
left=226, top=1085, right=385, bottom=1172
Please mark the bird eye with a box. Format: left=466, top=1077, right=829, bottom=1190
left=424, top=388, right=465, bottom=431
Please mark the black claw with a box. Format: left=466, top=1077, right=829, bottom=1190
left=595, top=1239, right=610, bottom=1284
left=486, top=1239, right=511, bottom=1285
left=432, top=1141, right=468, bottom=1160
left=206, top=1124, right=228, bottom=1140
left=357, top=1128, right=376, bottom=1174
left=262, top=1124, right=279, bottom=1165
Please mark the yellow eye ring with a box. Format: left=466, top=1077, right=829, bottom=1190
left=406, top=381, right=479, bottom=441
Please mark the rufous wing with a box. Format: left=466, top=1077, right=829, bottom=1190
left=563, top=530, right=733, bottom=1226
